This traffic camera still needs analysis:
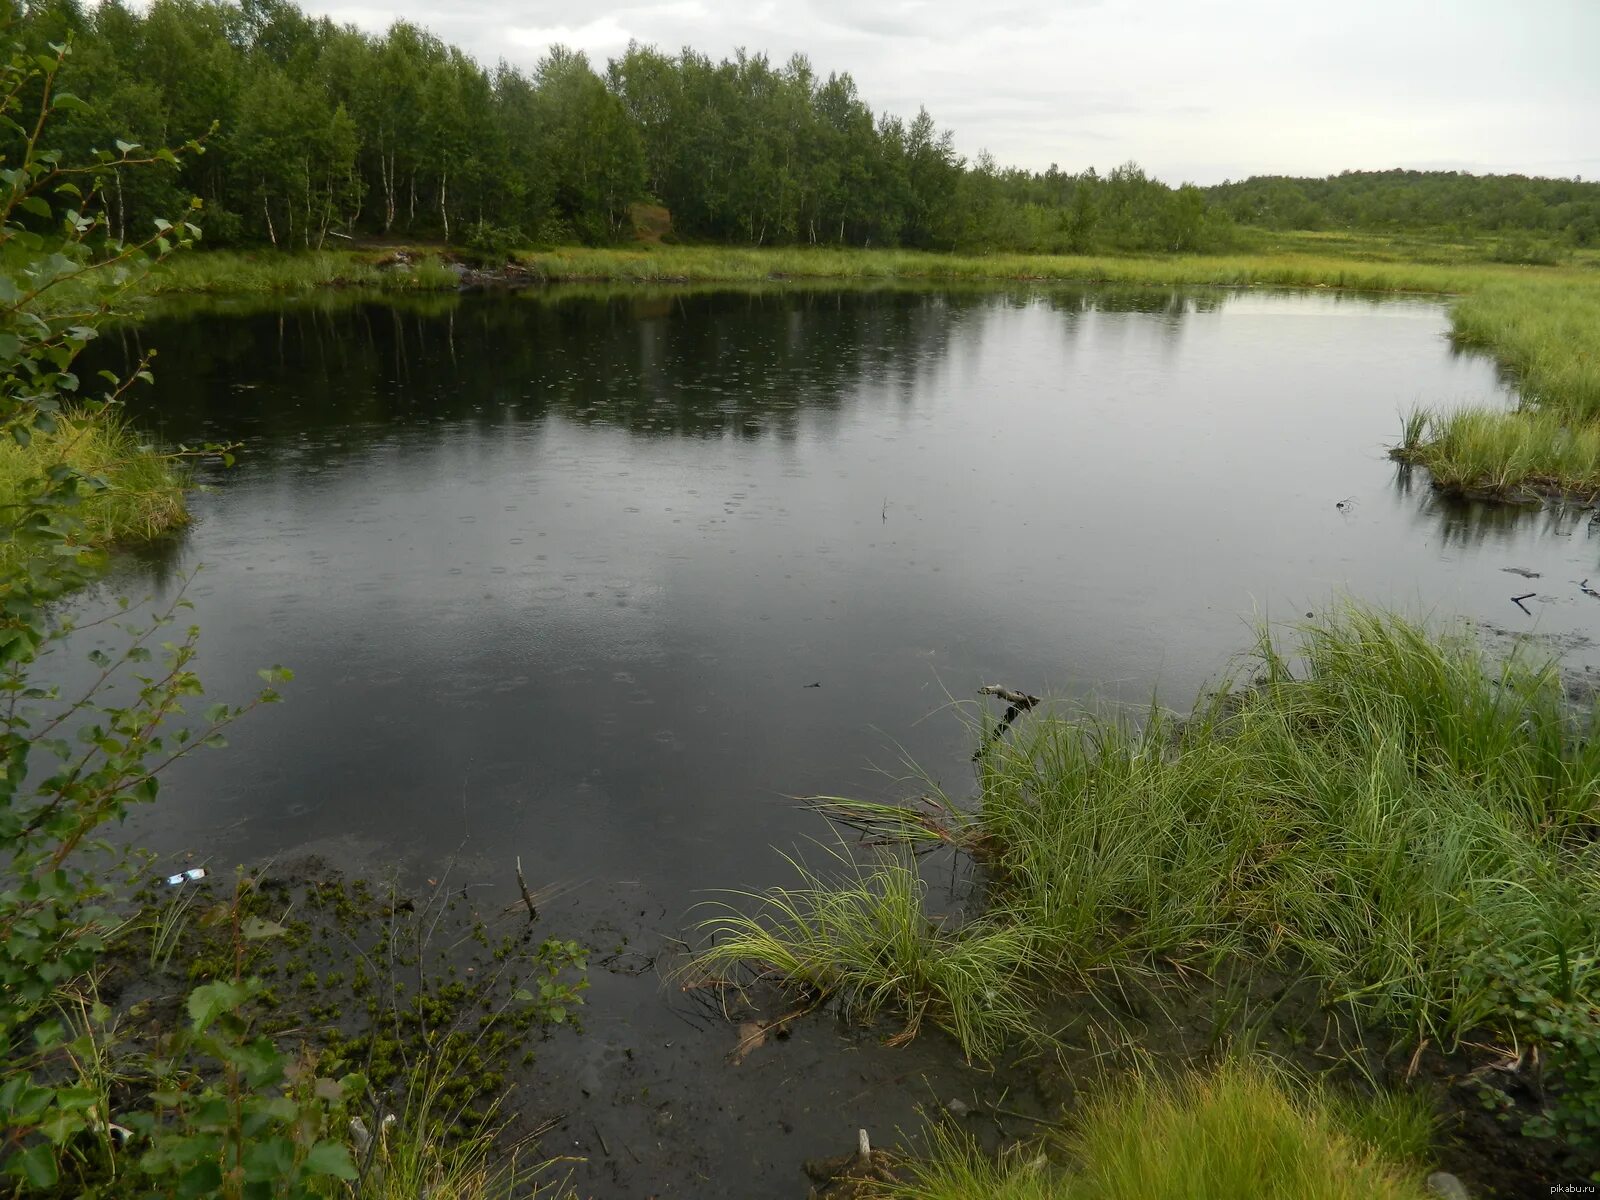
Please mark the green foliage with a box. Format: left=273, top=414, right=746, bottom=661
left=0, top=36, right=371, bottom=1199
left=1478, top=947, right=1600, bottom=1179
left=461, top=219, right=523, bottom=266
left=1208, top=168, right=1600, bottom=247
left=0, top=405, right=189, bottom=576
left=7, top=0, right=1238, bottom=255
left=514, top=938, right=588, bottom=1026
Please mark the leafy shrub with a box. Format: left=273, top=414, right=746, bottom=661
left=462, top=219, right=524, bottom=265
left=1479, top=948, right=1600, bottom=1180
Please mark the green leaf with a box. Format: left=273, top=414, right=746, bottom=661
left=186, top=979, right=250, bottom=1031
left=241, top=916, right=287, bottom=941
left=242, top=1135, right=295, bottom=1180
left=177, top=1160, right=223, bottom=1197
left=11, top=1144, right=59, bottom=1189
left=303, top=1141, right=358, bottom=1180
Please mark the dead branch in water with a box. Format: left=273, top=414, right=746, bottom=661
left=514, top=856, right=538, bottom=923
left=973, top=683, right=1042, bottom=760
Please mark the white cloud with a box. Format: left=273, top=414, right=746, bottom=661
left=503, top=15, right=634, bottom=60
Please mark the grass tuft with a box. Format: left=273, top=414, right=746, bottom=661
left=356, top=1054, right=572, bottom=1200
left=694, top=849, right=1041, bottom=1057
left=1395, top=404, right=1600, bottom=499
left=0, top=406, right=188, bottom=574
left=880, top=1060, right=1432, bottom=1200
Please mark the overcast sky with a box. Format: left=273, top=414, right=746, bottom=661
left=296, top=0, right=1597, bottom=185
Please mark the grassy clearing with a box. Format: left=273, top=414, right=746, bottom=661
left=0, top=406, right=188, bottom=574
left=698, top=607, right=1600, bottom=1050
left=880, top=1060, right=1433, bottom=1200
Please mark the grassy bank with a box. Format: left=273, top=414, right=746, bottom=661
left=696, top=608, right=1600, bottom=1179
left=141, top=248, right=462, bottom=294
left=1392, top=276, right=1600, bottom=499
left=0, top=407, right=188, bottom=574
left=880, top=1059, right=1434, bottom=1200
left=150, top=238, right=1574, bottom=296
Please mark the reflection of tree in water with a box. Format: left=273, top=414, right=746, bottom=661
left=95, top=288, right=988, bottom=454
left=1396, top=464, right=1600, bottom=560
left=93, top=284, right=1236, bottom=461
left=1040, top=286, right=1227, bottom=320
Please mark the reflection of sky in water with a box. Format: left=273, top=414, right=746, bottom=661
left=67, top=285, right=1592, bottom=906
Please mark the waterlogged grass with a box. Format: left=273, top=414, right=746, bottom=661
left=0, top=407, right=188, bottom=573
left=696, top=850, right=1041, bottom=1058
left=1396, top=405, right=1600, bottom=499
left=1397, top=276, right=1600, bottom=496
left=881, top=1060, right=1432, bottom=1200
left=699, top=608, right=1600, bottom=1054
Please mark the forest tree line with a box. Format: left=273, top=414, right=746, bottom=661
left=1207, top=170, right=1600, bottom=245
left=11, top=0, right=1600, bottom=255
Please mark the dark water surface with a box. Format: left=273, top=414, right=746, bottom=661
left=74, top=283, right=1600, bottom=1194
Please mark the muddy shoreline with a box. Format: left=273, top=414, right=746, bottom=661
left=110, top=833, right=1583, bottom=1199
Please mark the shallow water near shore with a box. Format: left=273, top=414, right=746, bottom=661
left=69, top=282, right=1600, bottom=1195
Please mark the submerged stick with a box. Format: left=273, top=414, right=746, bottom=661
left=1511, top=592, right=1536, bottom=614
left=973, top=684, right=1042, bottom=760
left=515, top=856, right=538, bottom=923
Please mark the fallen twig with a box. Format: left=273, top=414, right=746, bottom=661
left=973, top=683, right=1042, bottom=760
left=514, top=856, right=538, bottom=923
left=1511, top=592, right=1536, bottom=614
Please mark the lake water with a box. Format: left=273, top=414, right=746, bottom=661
left=77, top=283, right=1600, bottom=1194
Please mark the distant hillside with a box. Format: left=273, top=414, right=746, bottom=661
left=1205, top=170, right=1600, bottom=245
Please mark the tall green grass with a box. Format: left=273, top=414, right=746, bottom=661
left=881, top=1060, right=1432, bottom=1200
left=148, top=241, right=1572, bottom=296
left=147, top=249, right=459, bottom=294
left=1398, top=274, right=1600, bottom=495
left=1396, top=405, right=1600, bottom=498
left=1450, top=280, right=1600, bottom=418
left=699, top=608, right=1600, bottom=1053
left=351, top=1054, right=573, bottom=1200
left=511, top=243, right=1528, bottom=293
left=0, top=406, right=188, bottom=574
